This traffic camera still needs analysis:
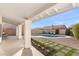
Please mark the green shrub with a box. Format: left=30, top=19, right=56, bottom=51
left=65, top=29, right=71, bottom=35
left=65, top=29, right=73, bottom=36
left=72, top=23, right=79, bottom=39
left=70, top=30, right=73, bottom=36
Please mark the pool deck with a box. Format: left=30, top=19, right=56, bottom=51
left=32, top=36, right=79, bottom=49
left=49, top=37, right=79, bottom=49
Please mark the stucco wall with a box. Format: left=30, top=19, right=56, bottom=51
left=59, top=29, right=66, bottom=35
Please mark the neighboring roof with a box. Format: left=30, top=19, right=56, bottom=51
left=33, top=25, right=67, bottom=30
left=52, top=25, right=67, bottom=29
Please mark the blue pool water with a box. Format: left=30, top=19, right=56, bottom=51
left=46, top=35, right=65, bottom=38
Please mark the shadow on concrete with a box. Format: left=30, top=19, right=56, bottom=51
left=21, top=48, right=33, bottom=56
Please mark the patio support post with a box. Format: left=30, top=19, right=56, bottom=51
left=16, top=26, right=18, bottom=39
left=24, top=20, right=32, bottom=48
left=0, top=16, right=2, bottom=43
left=16, top=24, right=22, bottom=40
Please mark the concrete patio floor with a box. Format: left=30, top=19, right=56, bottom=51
left=0, top=38, right=24, bottom=56
left=0, top=36, right=44, bottom=56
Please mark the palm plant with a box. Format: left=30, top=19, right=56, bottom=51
left=72, top=23, right=79, bottom=40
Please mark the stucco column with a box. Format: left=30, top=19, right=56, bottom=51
left=16, top=26, right=19, bottom=39
left=24, top=20, right=32, bottom=48
left=0, top=17, right=2, bottom=43
left=16, top=24, right=22, bottom=40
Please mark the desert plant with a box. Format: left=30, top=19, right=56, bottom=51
left=70, top=30, right=73, bottom=36
left=65, top=29, right=73, bottom=36
left=65, top=29, right=71, bottom=35
left=72, top=23, right=79, bottom=39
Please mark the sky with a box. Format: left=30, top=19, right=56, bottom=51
left=32, top=7, right=79, bottom=29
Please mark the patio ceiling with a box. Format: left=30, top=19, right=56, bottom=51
left=0, top=3, right=55, bottom=25
left=0, top=3, right=79, bottom=25
left=31, top=3, right=79, bottom=22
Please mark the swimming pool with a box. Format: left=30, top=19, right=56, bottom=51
left=46, top=35, right=65, bottom=38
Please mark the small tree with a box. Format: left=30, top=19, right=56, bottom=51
left=70, top=30, right=73, bottom=36
left=72, top=23, right=79, bottom=40
left=65, top=29, right=70, bottom=35
left=65, top=29, right=73, bottom=36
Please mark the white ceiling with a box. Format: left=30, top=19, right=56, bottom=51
left=32, top=3, right=79, bottom=22
left=0, top=3, right=79, bottom=25
left=0, top=3, right=55, bottom=25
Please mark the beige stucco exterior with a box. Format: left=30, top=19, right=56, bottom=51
left=32, top=29, right=43, bottom=34
left=59, top=29, right=66, bottom=35
left=32, top=25, right=67, bottom=35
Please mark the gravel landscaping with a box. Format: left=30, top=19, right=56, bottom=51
left=31, top=37, right=79, bottom=56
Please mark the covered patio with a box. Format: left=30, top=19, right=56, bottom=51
left=0, top=3, right=79, bottom=56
